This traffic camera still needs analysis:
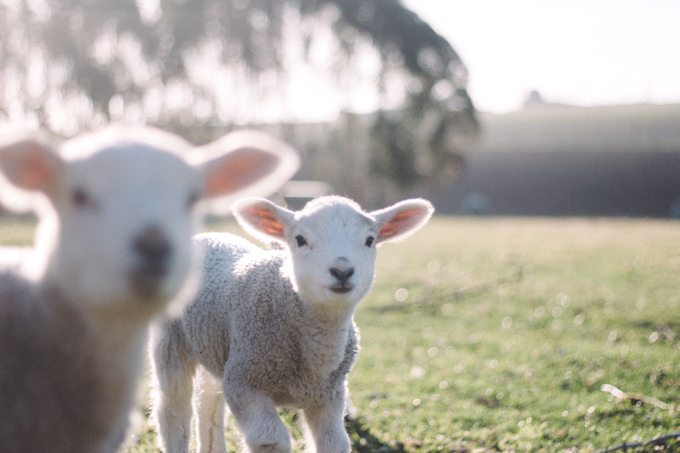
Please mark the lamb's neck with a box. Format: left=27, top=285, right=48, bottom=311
left=298, top=300, right=355, bottom=377
left=87, top=306, right=152, bottom=377
left=43, top=284, right=151, bottom=448
left=85, top=306, right=153, bottom=447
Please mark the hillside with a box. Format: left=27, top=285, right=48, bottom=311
left=429, top=103, right=680, bottom=217
left=471, top=103, right=680, bottom=154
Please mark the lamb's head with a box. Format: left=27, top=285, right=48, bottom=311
left=233, top=195, right=434, bottom=309
left=0, top=127, right=299, bottom=313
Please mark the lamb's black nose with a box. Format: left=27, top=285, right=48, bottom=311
left=130, top=226, right=172, bottom=298
left=134, top=226, right=172, bottom=268
left=329, top=266, right=354, bottom=285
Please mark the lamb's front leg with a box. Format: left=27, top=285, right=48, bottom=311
left=224, top=384, right=291, bottom=453
left=150, top=321, right=197, bottom=453
left=194, top=366, right=228, bottom=453
left=302, top=396, right=350, bottom=453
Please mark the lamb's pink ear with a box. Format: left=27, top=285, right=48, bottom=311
left=232, top=198, right=295, bottom=243
left=195, top=131, right=299, bottom=213
left=0, top=137, right=63, bottom=196
left=371, top=199, right=434, bottom=244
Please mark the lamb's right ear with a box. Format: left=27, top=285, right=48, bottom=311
left=0, top=136, right=63, bottom=211
left=193, top=131, right=299, bottom=215
left=232, top=198, right=295, bottom=243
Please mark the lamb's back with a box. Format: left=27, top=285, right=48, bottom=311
left=184, top=233, right=294, bottom=375
left=0, top=247, right=32, bottom=272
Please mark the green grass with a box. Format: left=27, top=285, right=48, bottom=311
left=352, top=218, right=680, bottom=452
left=0, top=215, right=37, bottom=246
left=2, top=216, right=679, bottom=452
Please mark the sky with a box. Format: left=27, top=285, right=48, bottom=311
left=3, top=0, right=679, bottom=129
left=403, top=0, right=680, bottom=113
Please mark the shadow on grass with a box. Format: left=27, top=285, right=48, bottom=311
left=347, top=416, right=479, bottom=453
left=346, top=416, right=405, bottom=453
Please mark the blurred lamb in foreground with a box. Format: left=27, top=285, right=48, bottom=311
left=0, top=126, right=299, bottom=453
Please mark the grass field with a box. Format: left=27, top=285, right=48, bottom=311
left=2, top=216, right=679, bottom=452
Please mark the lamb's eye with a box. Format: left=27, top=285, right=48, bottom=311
left=365, top=235, right=375, bottom=247
left=186, top=190, right=201, bottom=209
left=72, top=187, right=95, bottom=210
left=295, top=235, right=308, bottom=247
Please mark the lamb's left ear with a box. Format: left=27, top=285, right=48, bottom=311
left=371, top=199, right=434, bottom=244
left=193, top=130, right=299, bottom=214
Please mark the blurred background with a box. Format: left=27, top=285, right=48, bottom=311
left=1, top=0, right=679, bottom=216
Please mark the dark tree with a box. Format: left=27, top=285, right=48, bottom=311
left=0, top=0, right=476, bottom=191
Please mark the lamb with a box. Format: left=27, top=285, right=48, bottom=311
left=151, top=195, right=434, bottom=453
left=0, top=126, right=299, bottom=453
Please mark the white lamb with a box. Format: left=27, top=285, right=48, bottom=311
left=151, top=195, right=434, bottom=453
left=0, top=126, right=299, bottom=453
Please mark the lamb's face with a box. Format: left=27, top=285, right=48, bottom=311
left=287, top=202, right=379, bottom=308
left=234, top=195, right=434, bottom=310
left=52, top=146, right=202, bottom=311
left=0, top=127, right=299, bottom=315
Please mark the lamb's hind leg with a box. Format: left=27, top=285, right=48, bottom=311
left=194, top=366, right=227, bottom=453
left=150, top=320, right=197, bottom=453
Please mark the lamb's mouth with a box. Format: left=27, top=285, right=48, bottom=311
left=330, top=285, right=353, bottom=294
left=129, top=265, right=167, bottom=299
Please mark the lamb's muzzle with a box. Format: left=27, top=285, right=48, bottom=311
left=129, top=225, right=173, bottom=298
left=329, top=258, right=354, bottom=293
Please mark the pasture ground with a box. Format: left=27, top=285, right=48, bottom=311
left=2, top=216, right=679, bottom=452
